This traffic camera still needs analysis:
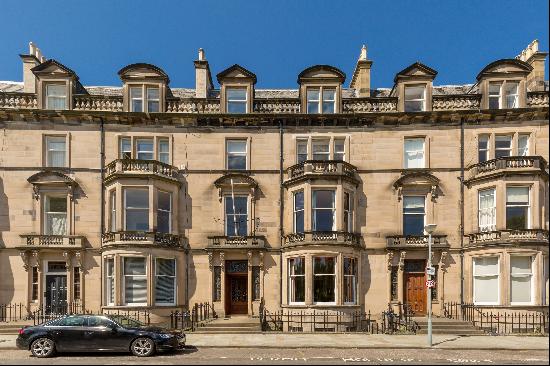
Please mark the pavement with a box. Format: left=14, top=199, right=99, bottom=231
left=1, top=333, right=548, bottom=351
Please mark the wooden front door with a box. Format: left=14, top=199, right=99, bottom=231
left=45, top=275, right=67, bottom=314
left=405, top=273, right=426, bottom=315
left=227, top=274, right=248, bottom=314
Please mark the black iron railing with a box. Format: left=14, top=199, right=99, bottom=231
left=381, top=303, right=418, bottom=334
left=170, top=302, right=217, bottom=331
left=0, top=303, right=30, bottom=322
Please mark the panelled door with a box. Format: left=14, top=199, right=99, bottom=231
left=404, top=260, right=426, bottom=315
left=225, top=260, right=249, bottom=315
left=45, top=275, right=67, bottom=314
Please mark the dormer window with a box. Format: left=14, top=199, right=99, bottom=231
left=306, top=87, right=336, bottom=114
left=118, top=63, right=169, bottom=113
left=404, top=85, right=426, bottom=112
left=226, top=88, right=247, bottom=113
left=129, top=86, right=160, bottom=112
left=45, top=83, right=67, bottom=110
left=147, top=87, right=160, bottom=112
left=489, top=81, right=519, bottom=109
left=298, top=65, right=345, bottom=114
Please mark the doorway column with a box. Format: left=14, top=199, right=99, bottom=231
left=247, top=251, right=252, bottom=315
left=220, top=252, right=226, bottom=317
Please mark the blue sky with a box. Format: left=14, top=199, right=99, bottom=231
left=0, top=0, right=548, bottom=89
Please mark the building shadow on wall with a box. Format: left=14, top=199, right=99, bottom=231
left=0, top=176, right=15, bottom=302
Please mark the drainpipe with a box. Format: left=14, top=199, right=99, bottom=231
left=279, top=121, right=284, bottom=307
left=99, top=117, right=105, bottom=308
left=459, top=116, right=465, bottom=304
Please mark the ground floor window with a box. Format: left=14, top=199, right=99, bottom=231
left=473, top=256, right=499, bottom=305
left=510, top=256, right=533, bottom=304
left=288, top=257, right=305, bottom=304
left=343, top=257, right=357, bottom=304
left=73, top=267, right=81, bottom=301
left=155, top=258, right=176, bottom=305
left=31, top=267, right=39, bottom=301
left=123, top=257, right=147, bottom=305
left=313, top=257, right=335, bottom=304
left=105, top=258, right=114, bottom=305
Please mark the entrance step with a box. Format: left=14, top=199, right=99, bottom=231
left=413, top=317, right=485, bottom=335
left=193, top=316, right=261, bottom=333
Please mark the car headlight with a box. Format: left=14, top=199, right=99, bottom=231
left=159, top=333, right=173, bottom=339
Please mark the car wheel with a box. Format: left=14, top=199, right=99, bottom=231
left=131, top=337, right=155, bottom=357
left=30, top=337, right=55, bottom=358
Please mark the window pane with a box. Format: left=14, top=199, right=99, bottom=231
left=126, top=189, right=148, bottom=208
left=227, top=101, right=247, bottom=114
left=120, top=137, right=132, bottom=159
left=46, top=85, right=67, bottom=110
left=313, top=276, right=335, bottom=303
left=495, top=135, right=512, bottom=158
left=294, top=191, right=304, bottom=233
left=511, top=256, right=531, bottom=274
left=130, top=87, right=143, bottom=99
left=334, top=139, right=345, bottom=161
left=225, top=197, right=248, bottom=236
left=307, top=89, right=320, bottom=101
left=157, top=211, right=170, bottom=233
left=511, top=276, right=531, bottom=303
left=314, top=257, right=334, bottom=274
left=322, top=102, right=335, bottom=114
left=313, top=190, right=334, bottom=209
left=403, top=196, right=425, bottom=212
left=147, top=101, right=159, bottom=113
left=307, top=102, right=319, bottom=114
left=297, top=140, right=308, bottom=163
left=312, top=140, right=330, bottom=160
left=136, top=139, right=154, bottom=160
left=507, top=187, right=529, bottom=204
left=147, top=88, right=159, bottom=100
left=155, top=258, right=175, bottom=304
left=518, top=135, right=529, bottom=156
left=405, top=86, right=425, bottom=100
left=506, top=207, right=528, bottom=230
left=474, top=257, right=498, bottom=275
left=403, top=215, right=424, bottom=236
left=47, top=137, right=66, bottom=167
left=46, top=84, right=66, bottom=97
left=125, top=189, right=149, bottom=231
left=291, top=277, right=305, bottom=303
left=290, top=257, right=305, bottom=275
left=124, top=258, right=147, bottom=304
left=227, top=89, right=247, bottom=101
left=504, top=82, right=519, bottom=109
left=227, top=140, right=246, bottom=153
left=474, top=275, right=499, bottom=303
left=404, top=138, right=425, bottom=168
left=124, top=257, right=146, bottom=275
left=478, top=189, right=496, bottom=232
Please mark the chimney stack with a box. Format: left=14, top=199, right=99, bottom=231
left=349, top=44, right=373, bottom=97
left=20, top=41, right=43, bottom=93
left=516, top=39, right=548, bottom=92
left=194, top=48, right=213, bottom=98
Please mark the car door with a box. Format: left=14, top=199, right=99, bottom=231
left=48, top=315, right=88, bottom=352
left=84, top=316, right=133, bottom=351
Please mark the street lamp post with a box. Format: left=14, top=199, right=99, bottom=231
left=424, top=223, right=437, bottom=347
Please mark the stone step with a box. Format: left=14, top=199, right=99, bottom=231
left=416, top=329, right=485, bottom=335
left=203, top=323, right=260, bottom=328
left=416, top=323, right=475, bottom=328
left=199, top=325, right=260, bottom=331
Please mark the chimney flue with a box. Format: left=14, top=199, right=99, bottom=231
left=198, top=48, right=205, bottom=61
left=194, top=48, right=213, bottom=98
left=350, top=44, right=373, bottom=97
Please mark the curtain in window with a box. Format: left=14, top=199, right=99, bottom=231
left=478, top=189, right=496, bottom=232
left=45, top=197, right=67, bottom=235
left=155, top=259, right=175, bottom=304
left=47, top=137, right=66, bottom=167
left=288, top=257, right=305, bottom=303
left=124, top=258, right=147, bottom=304
left=404, top=139, right=424, bottom=168
left=510, top=256, right=532, bottom=303
left=473, top=257, right=499, bottom=304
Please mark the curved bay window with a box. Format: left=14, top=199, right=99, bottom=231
left=288, top=257, right=305, bottom=304
left=293, top=191, right=305, bottom=233
left=124, top=188, right=149, bottom=231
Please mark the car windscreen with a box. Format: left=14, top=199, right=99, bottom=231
left=107, top=315, right=144, bottom=328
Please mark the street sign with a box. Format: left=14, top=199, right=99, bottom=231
left=425, top=280, right=435, bottom=288
left=426, top=266, right=436, bottom=276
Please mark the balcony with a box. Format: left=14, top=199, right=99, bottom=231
left=465, top=156, right=548, bottom=185
left=101, top=231, right=185, bottom=249
left=283, top=231, right=361, bottom=248
left=206, top=235, right=267, bottom=250
left=104, top=159, right=179, bottom=184
left=465, top=229, right=549, bottom=248
left=386, top=235, right=448, bottom=249
left=19, top=235, right=85, bottom=249
left=342, top=97, right=398, bottom=113
left=285, top=160, right=359, bottom=186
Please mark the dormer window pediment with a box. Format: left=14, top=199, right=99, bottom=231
left=32, top=59, right=78, bottom=110
left=217, top=64, right=256, bottom=114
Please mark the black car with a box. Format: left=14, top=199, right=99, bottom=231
left=16, top=314, right=186, bottom=358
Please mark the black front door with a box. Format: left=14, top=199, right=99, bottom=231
left=45, top=275, right=67, bottom=314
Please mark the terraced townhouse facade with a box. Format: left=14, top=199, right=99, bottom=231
left=0, top=40, right=548, bottom=321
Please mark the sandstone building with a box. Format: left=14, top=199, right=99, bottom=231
left=0, top=41, right=548, bottom=321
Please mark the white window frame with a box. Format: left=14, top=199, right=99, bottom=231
left=478, top=188, right=496, bottom=232
left=404, top=84, right=426, bottom=112
left=288, top=257, right=305, bottom=305
left=403, top=138, right=425, bottom=169
left=109, top=190, right=116, bottom=232
left=495, top=135, right=513, bottom=159
left=518, top=134, right=530, bottom=156
left=43, top=195, right=68, bottom=235
left=306, top=87, right=336, bottom=114
left=146, top=87, right=160, bottom=113
left=313, top=256, right=336, bottom=305
left=155, top=257, right=176, bottom=306
left=157, top=138, right=170, bottom=164
left=224, top=195, right=248, bottom=237
left=488, top=81, right=502, bottom=109
left=312, top=190, right=336, bottom=232
left=293, top=190, right=304, bottom=234
left=226, top=139, right=248, bottom=170
left=343, top=257, right=357, bottom=305
left=129, top=86, right=144, bottom=112
left=124, top=188, right=150, bottom=231
left=478, top=135, right=490, bottom=163
left=119, top=137, right=132, bottom=159
left=45, top=136, right=67, bottom=168
left=129, top=85, right=160, bottom=113
left=489, top=81, right=520, bottom=109
left=122, top=256, right=148, bottom=306
left=510, top=255, right=534, bottom=305
left=473, top=256, right=500, bottom=305
left=506, top=186, right=530, bottom=230
left=226, top=87, right=248, bottom=113
left=45, top=83, right=67, bottom=110
left=157, top=191, right=172, bottom=234
left=503, top=81, right=519, bottom=109
left=105, top=257, right=115, bottom=306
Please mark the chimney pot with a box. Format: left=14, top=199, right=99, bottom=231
left=198, top=48, right=205, bottom=61
left=360, top=45, right=367, bottom=61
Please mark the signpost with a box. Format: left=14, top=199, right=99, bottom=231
left=424, top=224, right=437, bottom=347
left=425, top=280, right=435, bottom=288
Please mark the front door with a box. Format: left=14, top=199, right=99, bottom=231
left=227, top=275, right=248, bottom=314
left=404, top=260, right=426, bottom=315
left=45, top=275, right=67, bottom=314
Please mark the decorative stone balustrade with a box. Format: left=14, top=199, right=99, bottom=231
left=0, top=93, right=37, bottom=109
left=527, top=91, right=549, bottom=107
left=253, top=99, right=301, bottom=113
left=386, top=235, right=448, bottom=248
left=73, top=95, right=123, bottom=112
left=466, top=156, right=548, bottom=182
left=283, top=231, right=361, bottom=247
left=465, top=229, right=549, bottom=247
left=285, top=160, right=358, bottom=185
left=342, top=98, right=398, bottom=113
left=20, top=235, right=85, bottom=248
left=102, top=231, right=185, bottom=248
left=166, top=99, right=220, bottom=113
left=432, top=94, right=481, bottom=110
left=206, top=235, right=266, bottom=249
left=105, top=159, right=179, bottom=183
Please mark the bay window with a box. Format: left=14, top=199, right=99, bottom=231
left=226, top=88, right=247, bottom=114
left=293, top=191, right=304, bottom=233
left=312, top=139, right=330, bottom=161
left=343, top=192, right=353, bottom=232
left=473, top=256, right=499, bottom=305
left=343, top=257, right=357, bottom=304
left=510, top=256, right=533, bottom=304
left=288, top=257, right=305, bottom=304
left=478, top=189, right=496, bottom=232
left=45, top=84, right=67, bottom=110
left=478, top=135, right=489, bottom=162
left=403, top=196, right=425, bottom=236
left=124, top=188, right=149, bottom=231
left=105, top=258, right=115, bottom=305
left=404, top=85, right=426, bottom=112
left=313, top=257, right=335, bottom=303
left=155, top=258, right=176, bottom=305
left=225, top=196, right=248, bottom=236
left=45, top=136, right=66, bottom=167
left=495, top=135, right=512, bottom=158
left=312, top=190, right=335, bottom=231
left=226, top=140, right=247, bottom=170
left=123, top=257, right=147, bottom=305
left=157, top=191, right=172, bottom=233
left=404, top=138, right=425, bottom=169
left=44, top=196, right=67, bottom=235
left=506, top=187, right=529, bottom=230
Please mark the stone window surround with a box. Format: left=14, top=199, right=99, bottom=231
left=43, top=133, right=71, bottom=168
left=220, top=82, right=254, bottom=114
left=475, top=131, right=534, bottom=163
left=37, top=79, right=73, bottom=110
left=395, top=80, right=433, bottom=112
left=479, top=77, right=527, bottom=110
left=299, top=82, right=343, bottom=114
left=122, top=81, right=167, bottom=113
left=287, top=182, right=357, bottom=234
left=217, top=191, right=255, bottom=237
left=105, top=181, right=179, bottom=234
left=402, top=135, right=431, bottom=169
left=465, top=249, right=547, bottom=306
left=397, top=187, right=436, bottom=236
left=102, top=252, right=179, bottom=307
left=292, top=135, right=350, bottom=164
left=154, top=256, right=177, bottom=306
left=305, top=86, right=337, bottom=114
left=470, top=180, right=543, bottom=233
left=116, top=134, right=173, bottom=164
left=224, top=136, right=251, bottom=171
left=282, top=250, right=361, bottom=307
left=38, top=190, right=75, bottom=236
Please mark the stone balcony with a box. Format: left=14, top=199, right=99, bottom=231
left=465, top=156, right=548, bottom=185
left=73, top=94, right=123, bottom=112
left=0, top=92, right=37, bottom=109
left=465, top=229, right=549, bottom=248
left=104, top=159, right=180, bottom=184
left=342, top=97, right=398, bottom=113
left=19, top=235, right=85, bottom=249
left=101, top=231, right=186, bottom=249
left=206, top=235, right=267, bottom=250
left=165, top=98, right=221, bottom=113
left=253, top=99, right=301, bottom=113
left=386, top=235, right=449, bottom=249
left=283, top=231, right=361, bottom=248
left=284, top=160, right=359, bottom=186
left=432, top=94, right=481, bottom=111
